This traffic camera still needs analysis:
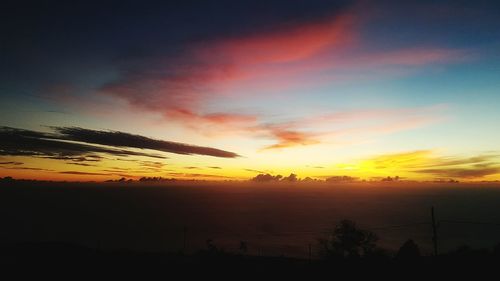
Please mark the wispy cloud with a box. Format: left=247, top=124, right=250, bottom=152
left=94, top=9, right=455, bottom=150
left=0, top=166, right=53, bottom=172
left=100, top=11, right=356, bottom=122
left=355, top=150, right=500, bottom=180
left=33, top=2, right=470, bottom=154
left=184, top=166, right=199, bottom=170
left=244, top=168, right=266, bottom=174
left=258, top=105, right=446, bottom=150
left=59, top=171, right=111, bottom=176
left=67, top=162, right=96, bottom=167
left=416, top=166, right=500, bottom=179
left=0, top=161, right=23, bottom=165
left=261, top=127, right=320, bottom=150
left=165, top=172, right=234, bottom=180
left=95, top=6, right=467, bottom=138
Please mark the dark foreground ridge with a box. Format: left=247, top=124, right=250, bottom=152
left=2, top=241, right=500, bottom=277
left=2, top=180, right=500, bottom=276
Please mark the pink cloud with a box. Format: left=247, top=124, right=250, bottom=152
left=100, top=12, right=358, bottom=119
left=195, top=13, right=356, bottom=65
left=257, top=105, right=446, bottom=150
left=260, top=126, right=321, bottom=150
left=95, top=7, right=465, bottom=146
left=165, top=108, right=259, bottom=132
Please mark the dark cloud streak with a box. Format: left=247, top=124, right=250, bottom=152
left=416, top=167, right=500, bottom=179
left=59, top=171, right=111, bottom=176
left=0, top=127, right=239, bottom=163
left=54, top=127, right=239, bottom=158
left=0, top=127, right=166, bottom=160
left=0, top=161, right=23, bottom=165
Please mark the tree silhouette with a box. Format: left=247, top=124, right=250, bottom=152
left=206, top=239, right=218, bottom=253
left=239, top=241, right=248, bottom=254
left=319, top=219, right=378, bottom=259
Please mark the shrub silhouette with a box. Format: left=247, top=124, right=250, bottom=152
left=319, top=219, right=378, bottom=259
left=396, top=239, right=421, bottom=260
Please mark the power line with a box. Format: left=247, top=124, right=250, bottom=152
left=368, top=222, right=430, bottom=231
left=176, top=219, right=500, bottom=239
left=439, top=220, right=500, bottom=227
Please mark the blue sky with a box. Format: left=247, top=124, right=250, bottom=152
left=1, top=0, right=500, bottom=181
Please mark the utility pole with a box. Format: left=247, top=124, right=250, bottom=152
left=308, top=243, right=312, bottom=262
left=431, top=206, right=438, bottom=256
left=183, top=226, right=187, bottom=254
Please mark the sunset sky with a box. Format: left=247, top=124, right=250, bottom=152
left=1, top=0, right=500, bottom=181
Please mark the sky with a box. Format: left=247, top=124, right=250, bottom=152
left=1, top=0, right=500, bottom=182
